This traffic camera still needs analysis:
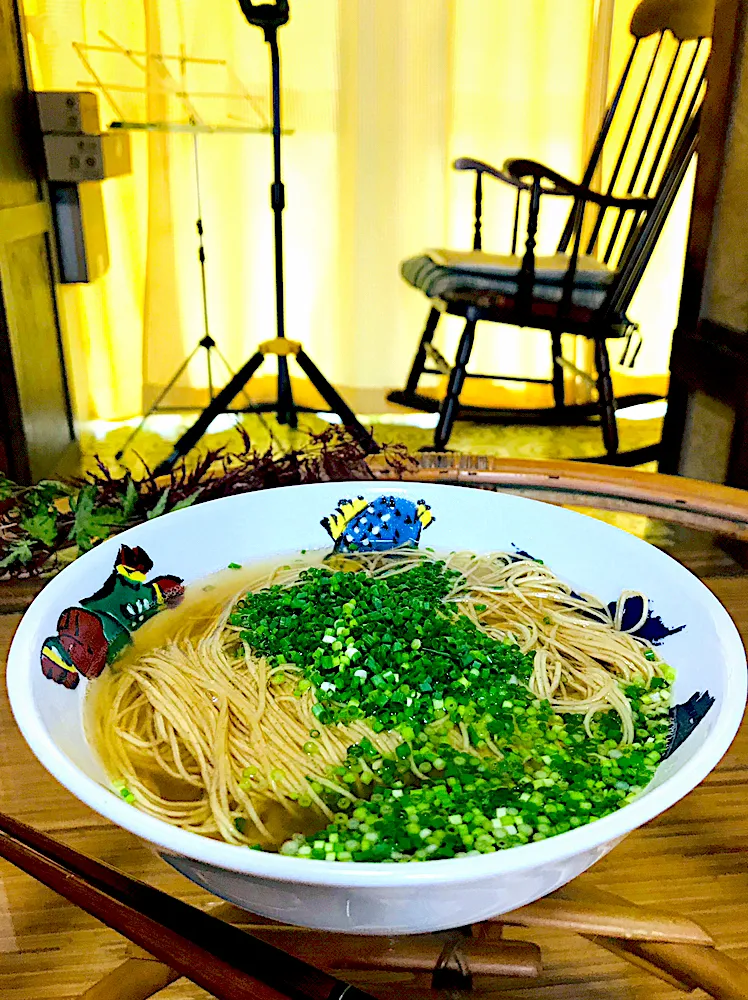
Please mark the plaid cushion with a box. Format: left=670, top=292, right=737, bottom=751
left=402, top=251, right=615, bottom=311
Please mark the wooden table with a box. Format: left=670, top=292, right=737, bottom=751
left=1, top=520, right=747, bottom=999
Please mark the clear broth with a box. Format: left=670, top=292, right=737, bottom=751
left=85, top=549, right=333, bottom=844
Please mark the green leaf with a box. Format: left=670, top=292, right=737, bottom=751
left=22, top=480, right=73, bottom=518
left=121, top=478, right=139, bottom=519
left=20, top=508, right=58, bottom=546
left=68, top=485, right=126, bottom=552
left=146, top=488, right=170, bottom=521
left=170, top=488, right=203, bottom=512
left=0, top=474, right=17, bottom=501
left=34, top=479, right=74, bottom=498
left=68, top=484, right=95, bottom=536
left=77, top=507, right=126, bottom=551
left=0, top=539, right=33, bottom=569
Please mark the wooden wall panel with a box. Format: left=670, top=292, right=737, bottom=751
left=0, top=0, right=75, bottom=482
left=0, top=235, right=74, bottom=476
left=0, top=0, right=37, bottom=211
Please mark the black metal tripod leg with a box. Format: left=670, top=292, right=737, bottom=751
left=153, top=351, right=265, bottom=476
left=594, top=337, right=619, bottom=456
left=114, top=349, right=199, bottom=461
left=276, top=355, right=297, bottom=428
left=405, top=307, right=441, bottom=395
left=295, top=349, right=379, bottom=454
left=433, top=316, right=477, bottom=451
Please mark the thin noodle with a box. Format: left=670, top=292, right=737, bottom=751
left=90, top=550, right=663, bottom=846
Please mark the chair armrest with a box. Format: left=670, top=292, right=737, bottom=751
left=453, top=157, right=529, bottom=190
left=504, top=158, right=653, bottom=210
left=504, top=158, right=577, bottom=196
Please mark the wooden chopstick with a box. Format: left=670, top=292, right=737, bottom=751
left=0, top=811, right=375, bottom=1000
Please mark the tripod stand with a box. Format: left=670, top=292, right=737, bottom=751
left=116, top=133, right=256, bottom=463
left=153, top=0, right=376, bottom=476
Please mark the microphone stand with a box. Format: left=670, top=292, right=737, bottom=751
left=154, top=1, right=377, bottom=475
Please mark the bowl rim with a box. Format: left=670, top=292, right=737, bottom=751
left=7, top=480, right=747, bottom=888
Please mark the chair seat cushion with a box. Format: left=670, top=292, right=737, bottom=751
left=402, top=250, right=616, bottom=311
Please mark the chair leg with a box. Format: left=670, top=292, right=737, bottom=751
left=550, top=331, right=565, bottom=409
left=405, top=307, right=441, bottom=395
left=433, top=316, right=477, bottom=451
left=595, top=338, right=619, bottom=456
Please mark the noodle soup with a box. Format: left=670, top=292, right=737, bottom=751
left=87, top=548, right=675, bottom=862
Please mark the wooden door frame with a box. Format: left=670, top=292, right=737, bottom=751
left=660, top=0, right=748, bottom=481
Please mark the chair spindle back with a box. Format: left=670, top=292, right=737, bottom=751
left=557, top=0, right=713, bottom=309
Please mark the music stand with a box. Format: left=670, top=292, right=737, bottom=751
left=153, top=0, right=376, bottom=475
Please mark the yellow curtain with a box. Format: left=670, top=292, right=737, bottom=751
left=22, top=0, right=686, bottom=422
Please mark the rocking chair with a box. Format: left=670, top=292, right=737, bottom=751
left=389, top=0, right=713, bottom=460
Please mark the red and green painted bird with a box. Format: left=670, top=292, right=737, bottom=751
left=40, top=544, right=184, bottom=689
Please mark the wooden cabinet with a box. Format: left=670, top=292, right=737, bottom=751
left=0, top=0, right=75, bottom=483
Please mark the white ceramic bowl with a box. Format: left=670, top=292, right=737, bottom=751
left=7, top=482, right=747, bottom=935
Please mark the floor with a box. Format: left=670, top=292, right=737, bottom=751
left=76, top=396, right=666, bottom=482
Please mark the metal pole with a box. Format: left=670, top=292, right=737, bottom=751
left=266, top=26, right=294, bottom=426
